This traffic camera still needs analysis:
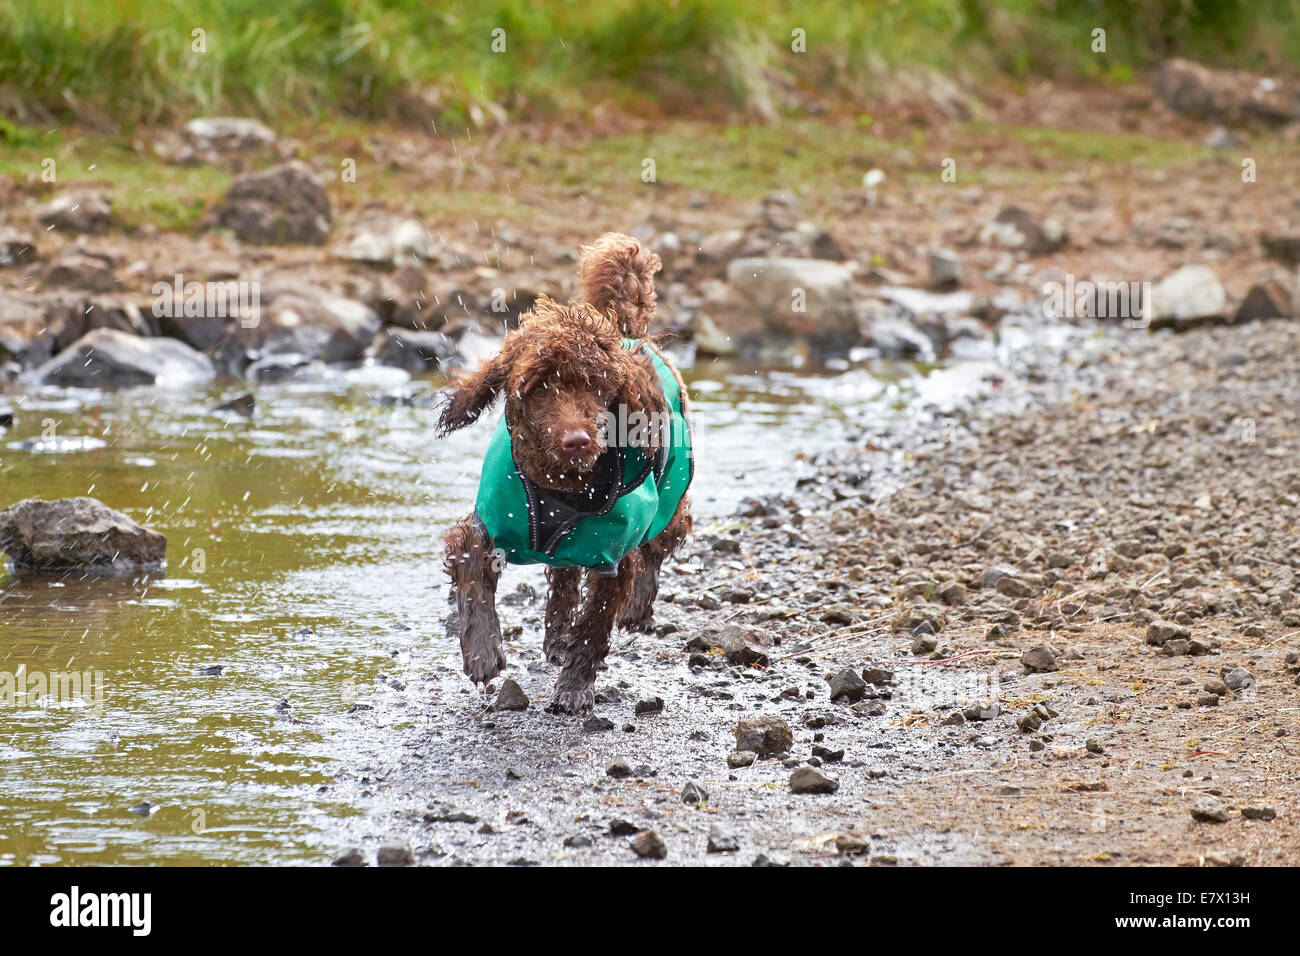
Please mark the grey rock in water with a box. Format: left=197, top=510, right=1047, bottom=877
left=212, top=392, right=256, bottom=417
left=724, top=257, right=859, bottom=352
left=370, top=327, right=457, bottom=372
left=859, top=308, right=936, bottom=361
left=331, top=847, right=366, bottom=867
left=28, top=328, right=215, bottom=388
left=227, top=281, right=381, bottom=364
left=0, top=497, right=166, bottom=573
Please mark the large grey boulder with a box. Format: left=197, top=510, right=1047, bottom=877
left=0, top=497, right=166, bottom=572
left=208, top=162, right=332, bottom=244
left=223, top=281, right=381, bottom=363
left=28, top=328, right=216, bottom=388
left=368, top=327, right=457, bottom=371
left=722, top=257, right=859, bottom=352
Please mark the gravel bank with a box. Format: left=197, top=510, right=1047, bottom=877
left=333, top=317, right=1300, bottom=866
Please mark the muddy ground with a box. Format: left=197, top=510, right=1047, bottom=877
left=330, top=314, right=1300, bottom=866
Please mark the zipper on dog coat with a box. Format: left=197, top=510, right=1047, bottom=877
left=474, top=339, right=693, bottom=576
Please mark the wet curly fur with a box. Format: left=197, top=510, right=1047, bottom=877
left=578, top=232, right=662, bottom=339
left=438, top=236, right=691, bottom=714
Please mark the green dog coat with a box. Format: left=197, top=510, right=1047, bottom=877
left=474, top=340, right=692, bottom=577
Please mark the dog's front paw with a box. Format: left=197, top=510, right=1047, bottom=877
left=547, top=681, right=595, bottom=715
left=459, top=607, right=506, bottom=686
left=463, top=645, right=506, bottom=686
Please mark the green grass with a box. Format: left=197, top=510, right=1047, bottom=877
left=0, top=112, right=1228, bottom=237
left=974, top=123, right=1211, bottom=168
left=1, top=1, right=1298, bottom=130
left=500, top=119, right=890, bottom=200
left=0, top=137, right=231, bottom=232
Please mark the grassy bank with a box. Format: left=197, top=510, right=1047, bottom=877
left=1, top=1, right=1298, bottom=130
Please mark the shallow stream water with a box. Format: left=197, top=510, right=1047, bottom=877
left=0, top=354, right=991, bottom=864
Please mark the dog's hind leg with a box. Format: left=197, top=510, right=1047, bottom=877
left=549, top=570, right=632, bottom=714
left=543, top=565, right=581, bottom=665
left=444, top=514, right=506, bottom=686
left=617, top=495, right=692, bottom=633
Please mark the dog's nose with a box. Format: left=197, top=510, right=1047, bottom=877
left=561, top=429, right=591, bottom=454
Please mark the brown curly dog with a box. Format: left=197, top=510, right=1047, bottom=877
left=437, top=235, right=692, bottom=714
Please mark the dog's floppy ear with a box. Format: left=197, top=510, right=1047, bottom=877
left=613, top=349, right=668, bottom=454
left=436, top=351, right=509, bottom=437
